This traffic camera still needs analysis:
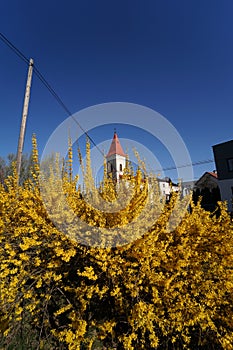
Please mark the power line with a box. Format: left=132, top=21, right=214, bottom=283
left=0, top=32, right=29, bottom=64
left=32, top=66, right=105, bottom=156
left=0, top=32, right=105, bottom=158
left=0, top=32, right=217, bottom=172
left=158, top=159, right=214, bottom=172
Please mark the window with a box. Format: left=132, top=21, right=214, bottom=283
left=107, top=162, right=113, bottom=172
left=227, top=158, right=233, bottom=172
left=119, top=164, right=122, bottom=171
left=231, top=186, right=233, bottom=196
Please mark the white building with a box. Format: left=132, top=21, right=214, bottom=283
left=106, top=132, right=180, bottom=200
left=106, top=131, right=126, bottom=181
left=157, top=177, right=179, bottom=202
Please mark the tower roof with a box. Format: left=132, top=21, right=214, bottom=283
left=106, top=131, right=126, bottom=158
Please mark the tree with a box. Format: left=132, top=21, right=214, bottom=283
left=0, top=153, right=34, bottom=185
left=0, top=157, right=6, bottom=184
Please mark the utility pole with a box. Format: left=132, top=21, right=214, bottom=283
left=16, top=58, right=34, bottom=184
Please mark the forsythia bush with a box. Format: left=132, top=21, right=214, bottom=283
left=0, top=136, right=232, bottom=349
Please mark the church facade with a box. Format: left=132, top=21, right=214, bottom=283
left=106, top=131, right=126, bottom=181
left=106, top=131, right=179, bottom=199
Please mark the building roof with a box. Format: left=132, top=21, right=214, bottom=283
left=212, top=139, right=233, bottom=148
left=106, top=132, right=126, bottom=158
left=195, top=171, right=218, bottom=187
left=207, top=171, right=218, bottom=178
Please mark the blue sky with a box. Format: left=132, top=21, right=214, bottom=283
left=1, top=0, right=233, bottom=181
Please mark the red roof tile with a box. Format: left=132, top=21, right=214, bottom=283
left=106, top=132, right=126, bottom=157
left=207, top=171, right=218, bottom=178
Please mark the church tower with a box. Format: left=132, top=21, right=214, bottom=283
left=106, top=131, right=126, bottom=181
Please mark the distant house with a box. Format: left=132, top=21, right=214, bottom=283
left=193, top=171, right=220, bottom=211
left=212, top=140, right=233, bottom=212
left=181, top=180, right=196, bottom=197
left=157, top=177, right=179, bottom=202
left=195, top=171, right=218, bottom=191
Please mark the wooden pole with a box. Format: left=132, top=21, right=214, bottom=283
left=16, top=58, right=34, bottom=183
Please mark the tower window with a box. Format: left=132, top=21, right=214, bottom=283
left=227, top=158, right=233, bottom=172
left=107, top=162, right=113, bottom=172
left=119, top=164, right=122, bottom=171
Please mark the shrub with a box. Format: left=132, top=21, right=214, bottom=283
left=0, top=137, right=232, bottom=349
